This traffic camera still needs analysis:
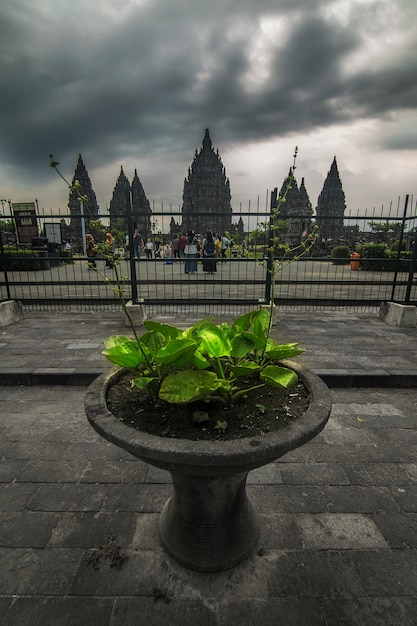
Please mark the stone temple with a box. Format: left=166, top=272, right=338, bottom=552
left=108, top=167, right=152, bottom=236
left=180, top=129, right=233, bottom=236
left=315, top=157, right=346, bottom=242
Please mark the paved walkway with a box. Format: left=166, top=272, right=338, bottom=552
left=1, top=309, right=417, bottom=624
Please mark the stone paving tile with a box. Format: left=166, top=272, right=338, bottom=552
left=320, top=597, right=417, bottom=626
left=0, top=598, right=114, bottom=626
left=48, top=512, right=138, bottom=549
left=372, top=512, right=417, bottom=549
left=0, top=511, right=61, bottom=548
left=294, top=513, right=388, bottom=549
left=0, top=547, right=85, bottom=595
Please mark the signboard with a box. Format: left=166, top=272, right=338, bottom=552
left=12, top=202, right=38, bottom=245
left=44, top=222, right=62, bottom=245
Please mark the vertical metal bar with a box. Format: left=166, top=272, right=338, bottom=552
left=0, top=229, right=11, bottom=301
left=263, top=188, right=276, bottom=304
left=390, top=194, right=409, bottom=302
left=405, top=235, right=417, bottom=303
left=126, top=190, right=138, bottom=303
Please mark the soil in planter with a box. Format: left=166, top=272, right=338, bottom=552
left=107, top=372, right=310, bottom=441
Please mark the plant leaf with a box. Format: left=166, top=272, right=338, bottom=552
left=197, top=325, right=232, bottom=358
left=265, top=339, right=305, bottom=360
left=156, top=338, right=198, bottom=365
left=229, top=362, right=261, bottom=377
left=102, top=336, right=143, bottom=368
left=143, top=320, right=181, bottom=341
left=230, top=333, right=255, bottom=359
left=159, top=370, right=223, bottom=404
left=132, top=376, right=157, bottom=390
left=260, top=365, right=299, bottom=388
left=139, top=330, right=165, bottom=357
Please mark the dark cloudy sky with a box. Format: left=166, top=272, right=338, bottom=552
left=1, top=0, right=416, bottom=217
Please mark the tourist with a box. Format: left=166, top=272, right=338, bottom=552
left=86, top=234, right=96, bottom=269
left=184, top=231, right=199, bottom=274
left=171, top=235, right=180, bottom=262
left=133, top=228, right=144, bottom=258
left=221, top=233, right=231, bottom=261
left=214, top=233, right=222, bottom=260
left=164, top=242, right=171, bottom=260
left=154, top=237, right=162, bottom=258
left=202, top=231, right=217, bottom=275
left=105, top=232, right=115, bottom=268
left=179, top=232, right=187, bottom=259
left=145, top=238, right=153, bottom=259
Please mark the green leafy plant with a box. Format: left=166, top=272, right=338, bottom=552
left=103, top=308, right=304, bottom=406
left=50, top=148, right=317, bottom=415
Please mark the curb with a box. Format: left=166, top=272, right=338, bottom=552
left=1, top=369, right=417, bottom=387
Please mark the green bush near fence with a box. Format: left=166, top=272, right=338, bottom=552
left=331, top=245, right=350, bottom=265
left=356, top=243, right=414, bottom=272
left=0, top=248, right=42, bottom=271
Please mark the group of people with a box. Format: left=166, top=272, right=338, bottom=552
left=85, top=229, right=232, bottom=275
left=183, top=231, right=230, bottom=275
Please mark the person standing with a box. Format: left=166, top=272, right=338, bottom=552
left=184, top=231, right=199, bottom=274
left=214, top=233, right=222, bottom=261
left=145, top=238, right=153, bottom=259
left=133, top=228, right=143, bottom=258
left=171, top=235, right=180, bottom=262
left=179, top=232, right=187, bottom=259
left=105, top=232, right=115, bottom=268
left=221, top=233, right=231, bottom=262
left=86, top=234, right=96, bottom=269
left=202, top=231, right=217, bottom=275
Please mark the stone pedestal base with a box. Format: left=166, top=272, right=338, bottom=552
left=124, top=300, right=147, bottom=327
left=379, top=301, right=416, bottom=328
left=0, top=300, right=24, bottom=326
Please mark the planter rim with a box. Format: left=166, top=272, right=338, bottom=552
left=85, top=361, right=331, bottom=472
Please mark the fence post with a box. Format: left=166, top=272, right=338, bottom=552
left=0, top=230, right=11, bottom=301
left=126, top=192, right=138, bottom=303
left=390, top=194, right=409, bottom=302
left=405, top=234, right=417, bottom=304
left=263, top=188, right=277, bottom=305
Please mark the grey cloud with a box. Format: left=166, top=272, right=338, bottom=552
left=0, top=0, right=416, bottom=190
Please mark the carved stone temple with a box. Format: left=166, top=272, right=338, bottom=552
left=180, top=129, right=233, bottom=235
left=67, top=154, right=99, bottom=241
left=315, top=157, right=346, bottom=242
left=109, top=167, right=152, bottom=236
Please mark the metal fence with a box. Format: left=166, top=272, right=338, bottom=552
left=1, top=195, right=416, bottom=315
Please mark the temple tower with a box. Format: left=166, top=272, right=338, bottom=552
left=109, top=167, right=152, bottom=236
left=181, top=129, right=232, bottom=235
left=272, top=169, right=313, bottom=244
left=109, top=167, right=131, bottom=232
left=131, top=169, right=152, bottom=237
left=68, top=154, right=99, bottom=241
left=315, top=157, right=346, bottom=243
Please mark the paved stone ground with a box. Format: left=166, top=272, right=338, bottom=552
left=0, top=310, right=417, bottom=625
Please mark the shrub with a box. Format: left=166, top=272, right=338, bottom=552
left=356, top=243, right=415, bottom=271
left=331, top=245, right=350, bottom=265
left=0, top=248, right=42, bottom=271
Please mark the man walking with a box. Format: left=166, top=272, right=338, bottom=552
left=221, top=233, right=231, bottom=262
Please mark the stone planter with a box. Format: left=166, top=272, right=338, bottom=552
left=85, top=363, right=331, bottom=572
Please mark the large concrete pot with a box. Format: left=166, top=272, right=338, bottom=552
left=85, top=363, right=331, bottom=572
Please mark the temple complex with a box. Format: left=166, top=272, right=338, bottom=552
left=64, top=139, right=347, bottom=250
left=180, top=129, right=233, bottom=235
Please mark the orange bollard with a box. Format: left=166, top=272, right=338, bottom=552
left=350, top=252, right=360, bottom=271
